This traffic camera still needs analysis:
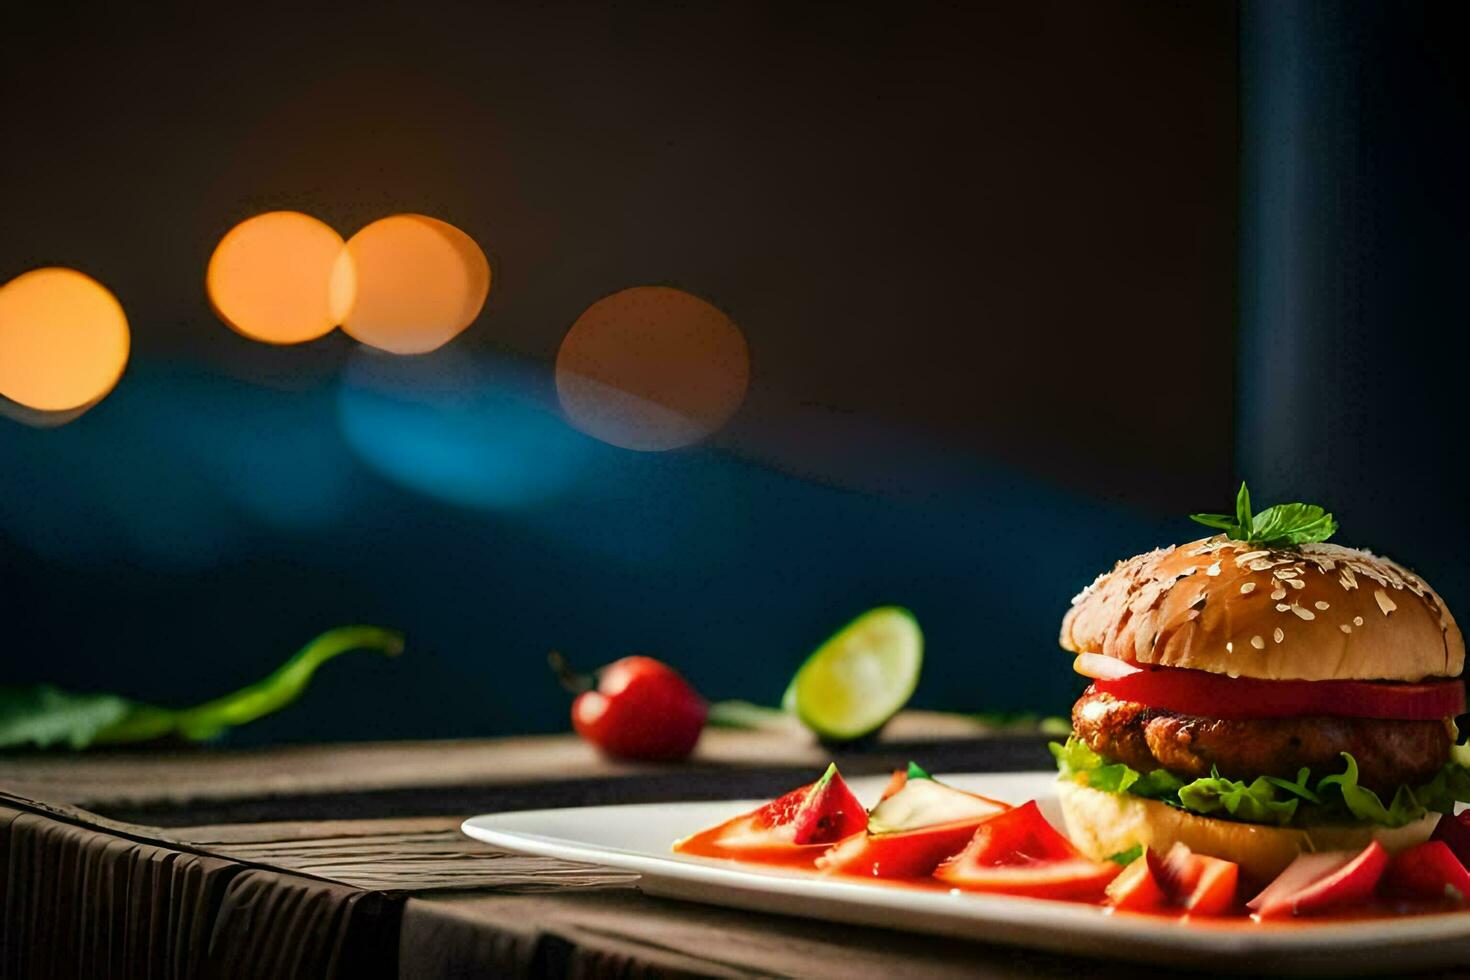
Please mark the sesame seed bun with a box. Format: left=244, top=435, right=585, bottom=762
left=1060, top=536, right=1463, bottom=682
left=1056, top=781, right=1436, bottom=883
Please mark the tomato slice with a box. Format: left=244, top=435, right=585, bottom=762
left=790, top=766, right=868, bottom=845
left=1184, top=855, right=1240, bottom=916
left=1139, top=843, right=1239, bottom=915
left=1431, top=811, right=1470, bottom=870
left=1148, top=842, right=1204, bottom=898
left=674, top=765, right=866, bottom=865
left=934, top=801, right=1120, bottom=900
left=1247, top=841, right=1388, bottom=917
left=819, top=818, right=990, bottom=879
left=1383, top=841, right=1470, bottom=903
left=1075, top=655, right=1464, bottom=720
left=1105, top=855, right=1167, bottom=912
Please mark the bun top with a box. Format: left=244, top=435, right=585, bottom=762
left=1060, top=536, right=1463, bottom=681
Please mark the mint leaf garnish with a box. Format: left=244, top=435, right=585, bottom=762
left=1190, top=482, right=1338, bottom=547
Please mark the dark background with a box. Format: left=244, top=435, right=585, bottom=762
left=0, top=2, right=1460, bottom=744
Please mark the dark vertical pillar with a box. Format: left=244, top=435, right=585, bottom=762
left=1239, top=2, right=1470, bottom=601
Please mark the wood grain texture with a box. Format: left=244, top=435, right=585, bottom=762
left=0, top=711, right=1011, bottom=808
left=174, top=818, right=637, bottom=893
left=0, top=721, right=1183, bottom=979
left=2, top=728, right=1464, bottom=978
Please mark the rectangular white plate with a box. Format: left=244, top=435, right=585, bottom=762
left=462, top=770, right=1470, bottom=973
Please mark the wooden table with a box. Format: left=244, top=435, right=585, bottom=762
left=0, top=715, right=1450, bottom=978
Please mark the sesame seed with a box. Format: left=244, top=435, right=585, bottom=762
left=1251, top=635, right=1265, bottom=650
left=1314, top=601, right=1330, bottom=610
left=1375, top=590, right=1397, bottom=615
left=1240, top=582, right=1257, bottom=594
left=1249, top=560, right=1275, bottom=572
left=1226, top=641, right=1234, bottom=653
left=1353, top=616, right=1364, bottom=626
left=1288, top=579, right=1306, bottom=590
left=1275, top=568, right=1300, bottom=579
left=1276, top=603, right=1291, bottom=612
left=1237, top=550, right=1269, bottom=563
left=1340, top=624, right=1352, bottom=634
left=1340, top=568, right=1358, bottom=590
left=1206, top=561, right=1221, bottom=577
left=1291, top=605, right=1316, bottom=620
left=1274, top=627, right=1285, bottom=643
left=1271, top=588, right=1287, bottom=600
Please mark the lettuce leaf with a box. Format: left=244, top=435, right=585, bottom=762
left=1316, top=753, right=1425, bottom=828
left=1177, top=769, right=1300, bottom=826
left=1050, top=736, right=1470, bottom=829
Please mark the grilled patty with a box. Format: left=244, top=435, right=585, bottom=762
left=1072, top=687, right=1452, bottom=795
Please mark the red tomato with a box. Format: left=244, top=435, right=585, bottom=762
left=1430, top=811, right=1470, bottom=870
left=1142, top=843, right=1239, bottom=915
left=1081, top=662, right=1463, bottom=720
left=1106, top=856, right=1167, bottom=912
left=571, top=656, right=707, bottom=760
left=937, top=858, right=1120, bottom=900
left=1247, top=841, right=1389, bottom=917
left=1184, top=855, right=1240, bottom=915
left=791, top=767, right=868, bottom=845
left=818, top=819, right=986, bottom=879
left=1383, top=841, right=1470, bottom=903
left=934, top=801, right=1120, bottom=900
left=1147, top=842, right=1203, bottom=898
left=674, top=766, right=866, bottom=864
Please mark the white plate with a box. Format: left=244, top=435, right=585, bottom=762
left=463, top=770, right=1470, bottom=973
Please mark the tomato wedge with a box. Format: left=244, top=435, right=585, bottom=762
left=934, top=801, right=1120, bottom=900
left=1383, top=841, right=1470, bottom=903
left=1106, top=855, right=1167, bottom=912
left=1183, top=855, right=1239, bottom=915
left=1247, top=841, right=1388, bottom=917
left=1139, top=843, right=1239, bottom=915
left=1073, top=654, right=1463, bottom=720
left=1430, top=811, right=1470, bottom=869
left=674, top=764, right=866, bottom=866
left=820, top=819, right=989, bottom=878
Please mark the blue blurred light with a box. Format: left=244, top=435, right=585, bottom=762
left=337, top=349, right=598, bottom=511
left=0, top=360, right=363, bottom=569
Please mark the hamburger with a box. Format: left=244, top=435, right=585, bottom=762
left=1052, top=486, right=1468, bottom=882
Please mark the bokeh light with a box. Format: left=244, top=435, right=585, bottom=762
left=206, top=211, right=353, bottom=344
left=0, top=268, right=130, bottom=412
left=555, top=286, right=749, bottom=451
left=339, top=215, right=490, bottom=355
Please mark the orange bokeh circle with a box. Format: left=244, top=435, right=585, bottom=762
left=0, top=268, right=130, bottom=412
left=206, top=211, right=353, bottom=345
left=555, top=286, right=749, bottom=451
left=338, top=215, right=490, bottom=355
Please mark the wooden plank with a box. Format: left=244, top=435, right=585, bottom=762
left=172, top=818, right=637, bottom=893
left=399, top=889, right=1146, bottom=980
left=0, top=711, right=1023, bottom=808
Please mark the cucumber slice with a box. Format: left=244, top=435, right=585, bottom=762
left=786, top=607, right=923, bottom=741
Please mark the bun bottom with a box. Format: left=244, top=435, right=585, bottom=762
left=1056, top=781, right=1436, bottom=883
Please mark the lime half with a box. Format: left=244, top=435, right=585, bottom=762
left=785, top=607, right=923, bottom=741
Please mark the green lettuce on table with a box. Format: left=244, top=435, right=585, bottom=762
left=0, top=625, right=403, bottom=750
left=1051, top=735, right=1470, bottom=829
